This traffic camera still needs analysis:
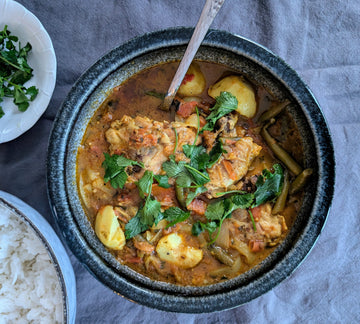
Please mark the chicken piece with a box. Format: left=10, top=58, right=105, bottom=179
left=79, top=168, right=116, bottom=211
left=105, top=115, right=199, bottom=175
left=216, top=113, right=238, bottom=137
left=205, top=137, right=262, bottom=197
left=255, top=203, right=288, bottom=241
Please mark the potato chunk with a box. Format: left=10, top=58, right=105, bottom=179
left=178, top=63, right=206, bottom=97
left=95, top=205, right=125, bottom=250
left=156, top=233, right=203, bottom=269
left=208, top=75, right=257, bottom=118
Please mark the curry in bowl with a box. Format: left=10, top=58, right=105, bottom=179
left=76, top=60, right=311, bottom=286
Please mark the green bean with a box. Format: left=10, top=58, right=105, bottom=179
left=258, top=100, right=290, bottom=123
left=273, top=170, right=290, bottom=214
left=290, top=168, right=313, bottom=194
left=175, top=185, right=186, bottom=208
left=261, top=120, right=303, bottom=176
left=209, top=245, right=235, bottom=267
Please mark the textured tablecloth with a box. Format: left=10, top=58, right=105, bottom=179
left=1, top=0, right=359, bottom=322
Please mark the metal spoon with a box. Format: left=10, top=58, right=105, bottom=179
left=159, top=0, right=225, bottom=112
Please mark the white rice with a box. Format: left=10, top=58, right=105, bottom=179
left=0, top=204, right=64, bottom=323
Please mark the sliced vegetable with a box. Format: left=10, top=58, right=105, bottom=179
left=258, top=100, right=290, bottom=123
left=272, top=170, right=290, bottom=214
left=209, top=245, right=234, bottom=266
left=289, top=168, right=313, bottom=194
left=261, top=120, right=302, bottom=176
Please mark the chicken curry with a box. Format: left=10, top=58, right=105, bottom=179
left=77, top=61, right=311, bottom=286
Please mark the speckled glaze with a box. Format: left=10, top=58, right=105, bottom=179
left=47, top=28, right=335, bottom=313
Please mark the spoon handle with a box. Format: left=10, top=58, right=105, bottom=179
left=159, top=0, right=225, bottom=111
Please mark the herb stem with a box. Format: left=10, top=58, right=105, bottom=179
left=173, top=127, right=178, bottom=154
left=248, top=209, right=257, bottom=232
left=184, top=164, right=210, bottom=180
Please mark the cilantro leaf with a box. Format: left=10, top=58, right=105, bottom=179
left=0, top=25, right=39, bottom=118
left=185, top=186, right=207, bottom=206
left=162, top=207, right=190, bottom=228
left=205, top=200, right=225, bottom=221
left=137, top=170, right=153, bottom=198
left=153, top=174, right=171, bottom=188
left=162, top=155, right=186, bottom=178
left=207, top=141, right=226, bottom=168
left=184, top=164, right=210, bottom=185
left=124, top=209, right=148, bottom=239
left=231, top=193, right=254, bottom=209
left=143, top=197, right=161, bottom=225
left=192, top=221, right=218, bottom=236
left=254, top=164, right=284, bottom=206
left=202, top=92, right=238, bottom=132
left=102, top=153, right=143, bottom=189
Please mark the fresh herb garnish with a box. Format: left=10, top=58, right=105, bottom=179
left=0, top=25, right=39, bottom=118
left=201, top=92, right=238, bottom=132
left=153, top=174, right=171, bottom=188
left=253, top=163, right=284, bottom=206
left=162, top=109, right=225, bottom=206
left=125, top=170, right=161, bottom=239
left=161, top=206, right=190, bottom=228
left=102, top=153, right=143, bottom=189
left=192, top=164, right=284, bottom=241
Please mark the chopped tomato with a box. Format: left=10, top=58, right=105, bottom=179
left=177, top=101, right=197, bottom=118
left=187, top=198, right=207, bottom=216
left=152, top=184, right=177, bottom=207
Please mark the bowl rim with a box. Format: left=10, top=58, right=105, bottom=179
left=47, top=27, right=335, bottom=313
left=0, top=190, right=76, bottom=323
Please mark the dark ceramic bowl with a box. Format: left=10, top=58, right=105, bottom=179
left=47, top=28, right=335, bottom=313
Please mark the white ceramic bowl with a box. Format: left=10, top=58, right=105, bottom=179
left=0, top=0, right=56, bottom=143
left=0, top=190, right=76, bottom=323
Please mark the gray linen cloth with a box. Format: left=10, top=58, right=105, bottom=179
left=1, top=0, right=359, bottom=322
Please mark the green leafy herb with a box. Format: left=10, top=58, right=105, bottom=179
left=192, top=193, right=254, bottom=244
left=102, top=153, right=143, bottom=189
left=153, top=174, right=171, bottom=188
left=253, top=164, right=284, bottom=206
left=192, top=220, right=218, bottom=236
left=124, top=170, right=162, bottom=239
left=201, top=92, right=238, bottom=132
left=192, top=164, right=284, bottom=241
left=124, top=210, right=148, bottom=239
left=162, top=206, right=190, bottom=228
left=185, top=186, right=207, bottom=207
left=0, top=25, right=39, bottom=118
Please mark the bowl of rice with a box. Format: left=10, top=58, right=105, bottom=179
left=0, top=190, right=76, bottom=323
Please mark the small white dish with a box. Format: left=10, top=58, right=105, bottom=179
left=0, top=0, right=56, bottom=143
left=0, top=190, right=76, bottom=323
